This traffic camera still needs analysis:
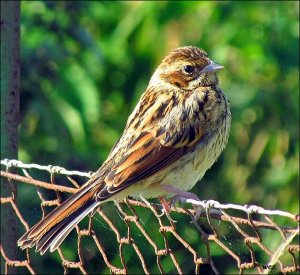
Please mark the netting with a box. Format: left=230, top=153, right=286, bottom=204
left=1, top=159, right=299, bottom=274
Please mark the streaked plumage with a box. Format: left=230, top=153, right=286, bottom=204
left=18, top=46, right=231, bottom=254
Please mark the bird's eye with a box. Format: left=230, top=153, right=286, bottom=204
left=182, top=65, right=194, bottom=75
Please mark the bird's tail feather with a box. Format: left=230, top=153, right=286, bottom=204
left=18, top=180, right=102, bottom=254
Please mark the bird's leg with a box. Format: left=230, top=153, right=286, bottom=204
left=161, top=185, right=204, bottom=221
left=139, top=195, right=177, bottom=223
left=158, top=196, right=171, bottom=212
left=158, top=196, right=177, bottom=223
left=161, top=185, right=200, bottom=201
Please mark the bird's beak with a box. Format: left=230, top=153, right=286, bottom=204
left=200, top=60, right=224, bottom=74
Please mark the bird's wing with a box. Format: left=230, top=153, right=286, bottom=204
left=103, top=129, right=202, bottom=196
left=106, top=131, right=184, bottom=185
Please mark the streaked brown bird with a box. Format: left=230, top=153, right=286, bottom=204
left=18, top=46, right=231, bottom=254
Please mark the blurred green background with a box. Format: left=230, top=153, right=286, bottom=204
left=16, top=1, right=299, bottom=274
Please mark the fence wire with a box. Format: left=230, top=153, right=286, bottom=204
left=1, top=159, right=299, bottom=274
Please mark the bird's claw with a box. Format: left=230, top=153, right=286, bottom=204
left=191, top=204, right=204, bottom=222
left=158, top=196, right=177, bottom=223
left=156, top=207, right=177, bottom=223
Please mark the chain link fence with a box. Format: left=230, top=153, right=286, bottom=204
left=1, top=159, right=299, bottom=274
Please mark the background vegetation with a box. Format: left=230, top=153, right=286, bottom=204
left=16, top=1, right=299, bottom=273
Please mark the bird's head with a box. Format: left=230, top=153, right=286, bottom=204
left=150, top=46, right=223, bottom=90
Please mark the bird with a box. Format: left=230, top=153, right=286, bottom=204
left=18, top=46, right=231, bottom=254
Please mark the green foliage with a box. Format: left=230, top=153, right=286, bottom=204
left=19, top=1, right=299, bottom=273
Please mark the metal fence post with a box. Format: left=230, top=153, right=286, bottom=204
left=1, top=1, right=20, bottom=274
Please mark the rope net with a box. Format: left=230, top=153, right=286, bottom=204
left=1, top=159, right=299, bottom=274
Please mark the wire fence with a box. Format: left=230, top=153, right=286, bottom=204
left=1, top=159, right=299, bottom=274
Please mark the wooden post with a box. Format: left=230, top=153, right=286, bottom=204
left=1, top=1, right=20, bottom=274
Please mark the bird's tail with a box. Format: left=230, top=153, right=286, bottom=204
left=18, top=179, right=103, bottom=254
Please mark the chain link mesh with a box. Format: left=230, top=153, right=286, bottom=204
left=1, top=159, right=299, bottom=274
